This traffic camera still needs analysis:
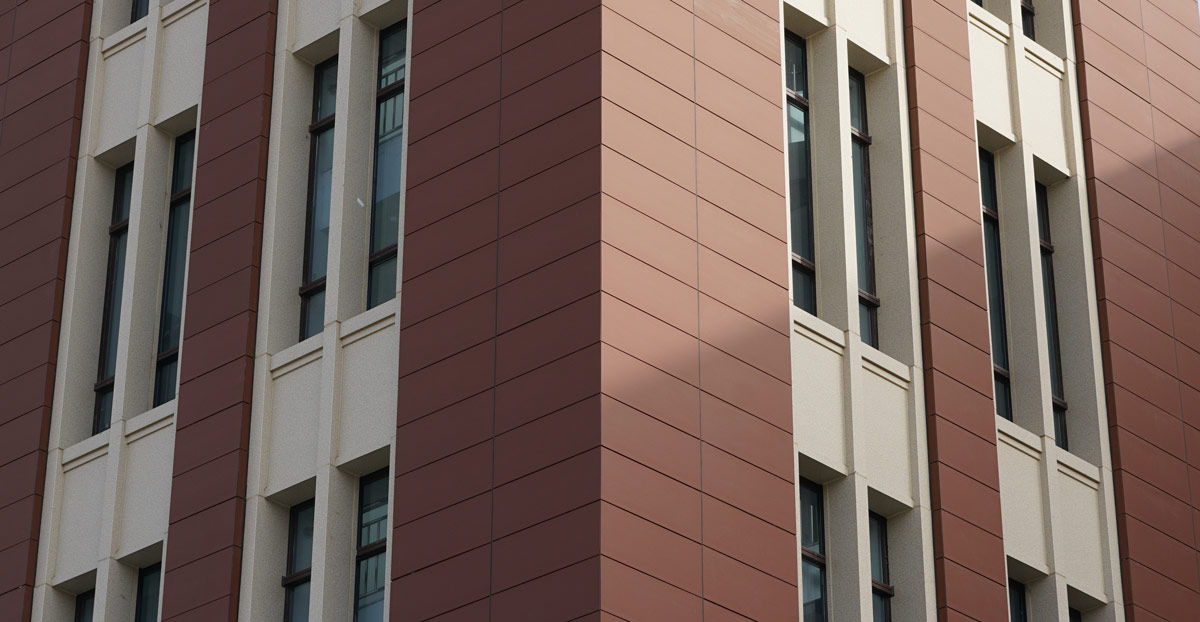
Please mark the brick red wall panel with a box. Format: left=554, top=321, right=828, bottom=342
left=161, top=0, right=277, bottom=620
left=1073, top=0, right=1200, bottom=618
left=0, top=0, right=90, bottom=619
left=903, top=0, right=1009, bottom=619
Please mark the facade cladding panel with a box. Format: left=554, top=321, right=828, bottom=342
left=0, top=0, right=92, bottom=619
left=160, top=0, right=277, bottom=620
left=1073, top=0, right=1200, bottom=619
left=392, top=0, right=796, bottom=619
left=904, top=0, right=1008, bottom=620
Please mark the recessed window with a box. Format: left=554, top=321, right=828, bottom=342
left=869, top=513, right=894, bottom=621
left=94, top=163, right=134, bottom=434
left=134, top=563, right=161, bottom=622
left=1008, top=579, right=1028, bottom=622
left=152, top=132, right=195, bottom=408
left=1021, top=0, right=1036, bottom=39
left=850, top=69, right=879, bottom=347
left=355, top=469, right=389, bottom=622
left=785, top=34, right=816, bottom=314
left=131, top=0, right=149, bottom=23
left=301, top=59, right=338, bottom=340
left=1037, top=183, right=1069, bottom=448
left=284, top=500, right=316, bottom=622
left=367, top=23, right=408, bottom=309
left=73, top=590, right=95, bottom=622
left=980, top=149, right=1013, bottom=421
left=1069, top=607, right=1083, bottom=622
left=799, top=478, right=827, bottom=622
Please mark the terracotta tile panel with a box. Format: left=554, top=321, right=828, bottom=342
left=405, top=150, right=499, bottom=234
left=411, top=0, right=500, bottom=53
left=601, top=53, right=695, bottom=147
left=701, top=548, right=799, bottom=622
left=599, top=395, right=701, bottom=489
left=493, top=448, right=602, bottom=539
left=695, top=61, right=783, bottom=150
left=936, top=557, right=1008, bottom=622
left=701, top=494, right=797, bottom=584
left=599, top=293, right=699, bottom=387
left=494, top=397, right=602, bottom=485
left=497, top=195, right=600, bottom=284
left=500, top=99, right=602, bottom=189
left=498, top=243, right=602, bottom=332
left=391, top=547, right=492, bottom=621
left=693, top=17, right=779, bottom=105
left=601, top=147, right=698, bottom=239
left=395, top=391, right=495, bottom=474
left=600, top=7, right=694, bottom=100
left=408, top=59, right=501, bottom=145
left=600, top=448, right=702, bottom=541
left=491, top=557, right=601, bottom=622
left=598, top=556, right=703, bottom=621
left=408, top=15, right=501, bottom=99
left=501, top=53, right=600, bottom=144
left=500, top=7, right=601, bottom=97
left=495, top=344, right=601, bottom=434
left=499, top=147, right=601, bottom=236
left=599, top=241, right=698, bottom=336
left=391, top=494, right=492, bottom=579
left=397, top=291, right=497, bottom=378
left=600, top=343, right=700, bottom=437
left=492, top=503, right=602, bottom=592
left=599, top=500, right=702, bottom=595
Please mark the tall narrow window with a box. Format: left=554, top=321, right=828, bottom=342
left=799, top=478, right=827, bottom=622
left=301, top=59, right=338, bottom=340
left=1008, top=579, right=1028, bottom=622
left=94, top=164, right=134, bottom=434
left=1069, top=607, right=1083, bottom=622
left=131, top=0, right=149, bottom=22
left=980, top=149, right=1013, bottom=421
left=284, top=500, right=316, bottom=622
left=1037, top=184, right=1069, bottom=448
left=1021, top=0, right=1036, bottom=39
left=355, top=469, right=388, bottom=622
left=367, top=23, right=408, bottom=309
left=74, top=590, right=95, bottom=622
left=785, top=34, right=816, bottom=314
left=850, top=70, right=878, bottom=347
left=134, top=563, right=161, bottom=622
left=869, top=513, right=893, bottom=622
left=153, top=132, right=195, bottom=407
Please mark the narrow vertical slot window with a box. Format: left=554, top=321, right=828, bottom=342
left=131, top=0, right=149, bottom=23
left=1069, top=608, right=1083, bottom=622
left=74, top=590, right=95, bottom=622
left=1037, top=184, right=1069, bottom=448
left=869, top=513, right=893, bottom=621
left=94, top=163, right=134, bottom=434
left=799, top=478, right=827, bottom=622
left=153, top=132, right=195, bottom=407
left=1021, top=0, right=1036, bottom=39
left=284, top=500, right=316, bottom=622
left=1008, top=580, right=1028, bottom=622
left=134, top=563, right=161, bottom=622
left=367, top=23, right=408, bottom=309
left=850, top=70, right=878, bottom=347
left=355, top=469, right=389, bottom=622
left=980, top=149, right=1013, bottom=421
left=785, top=34, right=816, bottom=314
left=301, top=59, right=338, bottom=340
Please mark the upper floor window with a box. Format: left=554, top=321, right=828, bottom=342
left=785, top=34, right=816, bottom=314
left=74, top=590, right=95, bottom=622
left=980, top=149, right=1013, bottom=421
left=1008, top=579, right=1028, bottom=622
left=1069, top=608, right=1083, bottom=622
left=1021, top=0, right=1036, bottom=39
left=134, top=563, right=161, bottom=622
left=94, top=163, right=134, bottom=434
left=301, top=59, right=338, bottom=340
left=131, top=0, right=149, bottom=23
left=869, top=513, right=893, bottom=621
left=284, top=500, right=316, bottom=622
left=850, top=70, right=878, bottom=347
left=355, top=469, right=389, bottom=622
left=1037, top=183, right=1068, bottom=448
left=799, top=478, right=827, bottom=622
left=153, top=132, right=195, bottom=408
left=367, top=23, right=408, bottom=309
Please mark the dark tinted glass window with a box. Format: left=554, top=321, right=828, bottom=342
left=74, top=590, right=95, bottom=622
left=131, top=0, right=149, bottom=22
left=1069, top=608, right=1083, bottom=622
left=1008, top=580, right=1028, bottom=622
left=301, top=59, right=338, bottom=340
left=799, top=478, right=826, bottom=622
left=367, top=23, right=408, bottom=309
left=786, top=34, right=816, bottom=314
left=134, top=564, right=161, bottom=622
left=1021, top=0, right=1036, bottom=39
left=980, top=149, right=1012, bottom=420
left=1037, top=183, right=1069, bottom=449
left=153, top=132, right=195, bottom=407
left=284, top=501, right=315, bottom=622
left=94, top=164, right=134, bottom=434
left=870, top=513, right=893, bottom=622
left=355, top=469, right=389, bottom=622
left=850, top=69, right=878, bottom=347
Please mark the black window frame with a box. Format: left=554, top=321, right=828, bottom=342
left=300, top=57, right=339, bottom=341
left=366, top=22, right=408, bottom=310
left=849, top=69, right=879, bottom=348
left=354, top=468, right=389, bottom=622
left=1069, top=607, right=1083, bottom=622
left=785, top=32, right=817, bottom=315
left=283, top=499, right=316, bottom=622
left=980, top=148, right=1013, bottom=421
left=74, top=589, right=95, bottom=622
left=94, top=163, right=135, bottom=435
left=152, top=131, right=195, bottom=408
left=134, top=563, right=162, bottom=622
left=1021, top=0, right=1036, bottom=39
left=1008, top=579, right=1028, bottom=622
left=869, top=512, right=894, bottom=622
left=1036, top=183, right=1069, bottom=449
left=799, top=477, right=828, bottom=622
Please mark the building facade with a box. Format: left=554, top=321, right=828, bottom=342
left=1, top=0, right=1199, bottom=620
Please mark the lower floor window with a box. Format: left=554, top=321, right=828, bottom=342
left=134, top=563, right=161, bottom=622
left=355, top=469, right=389, bottom=622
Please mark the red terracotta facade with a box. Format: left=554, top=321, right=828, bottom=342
left=392, top=0, right=797, bottom=619
left=159, top=0, right=277, bottom=620
left=1073, top=0, right=1200, bottom=619
left=0, top=0, right=92, bottom=619
left=903, top=0, right=1010, bottom=620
